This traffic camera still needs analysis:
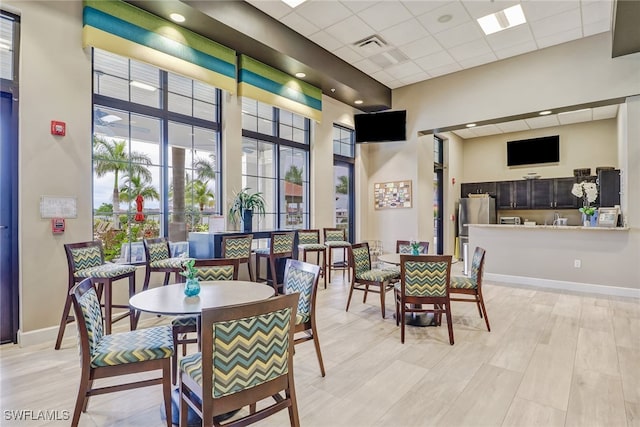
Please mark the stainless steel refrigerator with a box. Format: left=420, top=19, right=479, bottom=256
left=458, top=197, right=496, bottom=274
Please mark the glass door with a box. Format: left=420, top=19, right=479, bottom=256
left=333, top=162, right=354, bottom=242
left=434, top=136, right=444, bottom=255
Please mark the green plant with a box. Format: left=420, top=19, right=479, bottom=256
left=179, top=258, right=197, bottom=280
left=228, top=187, right=266, bottom=225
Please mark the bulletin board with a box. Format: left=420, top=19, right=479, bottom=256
left=40, top=196, right=77, bottom=218
left=374, top=180, right=412, bottom=210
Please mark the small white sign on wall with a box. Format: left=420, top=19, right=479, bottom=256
left=40, top=196, right=77, bottom=218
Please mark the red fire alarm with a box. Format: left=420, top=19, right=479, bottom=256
left=51, top=121, right=66, bottom=136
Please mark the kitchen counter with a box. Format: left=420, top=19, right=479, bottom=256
left=469, top=224, right=630, bottom=231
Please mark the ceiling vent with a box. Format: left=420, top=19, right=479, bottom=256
left=369, top=48, right=409, bottom=69
left=354, top=35, right=388, bottom=56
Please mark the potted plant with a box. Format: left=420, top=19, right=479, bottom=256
left=228, top=187, right=266, bottom=233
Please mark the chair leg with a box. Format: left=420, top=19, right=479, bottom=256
left=380, top=284, right=386, bottom=319
left=142, top=267, right=152, bottom=292
left=172, top=327, right=179, bottom=385
left=71, top=367, right=90, bottom=427
left=345, top=279, right=355, bottom=312
left=400, top=301, right=406, bottom=344
left=179, top=384, right=189, bottom=427
left=478, top=292, right=491, bottom=332
left=445, top=303, right=455, bottom=345
left=54, top=289, right=74, bottom=350
left=162, top=362, right=172, bottom=427
left=104, top=280, right=113, bottom=335
left=269, top=257, right=280, bottom=294
left=395, top=292, right=400, bottom=326
left=128, top=274, right=136, bottom=331
left=247, top=260, right=254, bottom=282
left=321, top=250, right=327, bottom=289
left=311, top=325, right=326, bottom=377
left=327, top=248, right=332, bottom=283
left=162, top=272, right=170, bottom=286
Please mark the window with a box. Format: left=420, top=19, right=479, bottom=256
left=92, top=50, right=222, bottom=262
left=241, top=99, right=310, bottom=231
left=333, top=125, right=354, bottom=157
left=333, top=124, right=355, bottom=242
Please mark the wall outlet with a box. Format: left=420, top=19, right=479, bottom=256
left=574, top=259, right=581, bottom=268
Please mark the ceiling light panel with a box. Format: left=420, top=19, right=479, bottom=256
left=525, top=115, right=560, bottom=129
left=478, top=4, right=526, bottom=35
left=281, top=0, right=307, bottom=9
left=557, top=108, right=592, bottom=125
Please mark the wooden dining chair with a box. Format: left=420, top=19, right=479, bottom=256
left=394, top=255, right=454, bottom=344
left=142, top=237, right=192, bottom=291
left=396, top=240, right=429, bottom=254
left=221, top=234, right=254, bottom=281
left=323, top=227, right=351, bottom=283
left=297, top=229, right=327, bottom=289
left=450, top=246, right=490, bottom=331
left=170, top=258, right=239, bottom=385
left=254, top=231, right=296, bottom=294
left=346, top=242, right=400, bottom=319
left=283, top=259, right=325, bottom=377
left=179, top=293, right=300, bottom=427
left=56, top=241, right=137, bottom=350
left=69, top=278, right=173, bottom=427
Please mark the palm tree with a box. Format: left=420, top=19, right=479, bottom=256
left=336, top=175, right=349, bottom=195
left=93, top=137, right=152, bottom=226
left=284, top=165, right=303, bottom=185
left=187, top=178, right=215, bottom=212
left=119, top=173, right=159, bottom=204
left=194, top=153, right=217, bottom=182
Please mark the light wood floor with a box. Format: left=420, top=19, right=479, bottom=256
left=1, top=271, right=639, bottom=426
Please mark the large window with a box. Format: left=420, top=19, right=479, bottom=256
left=92, top=50, right=222, bottom=262
left=241, top=99, right=310, bottom=230
left=333, top=124, right=355, bottom=242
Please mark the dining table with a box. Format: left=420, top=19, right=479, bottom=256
left=377, top=253, right=437, bottom=327
left=129, top=280, right=275, bottom=426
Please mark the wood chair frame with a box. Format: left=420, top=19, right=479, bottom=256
left=255, top=231, right=296, bottom=294
left=323, top=227, right=351, bottom=283
left=450, top=246, right=490, bottom=331
left=297, top=229, right=327, bottom=289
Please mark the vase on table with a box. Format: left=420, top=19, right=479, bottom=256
left=242, top=209, right=253, bottom=233
left=582, top=213, right=591, bottom=227
left=412, top=248, right=420, bottom=256
left=184, top=278, right=200, bottom=297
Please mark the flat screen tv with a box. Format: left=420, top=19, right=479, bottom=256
left=354, top=110, right=406, bottom=143
left=507, top=135, right=559, bottom=166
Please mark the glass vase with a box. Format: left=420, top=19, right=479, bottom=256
left=582, top=213, right=590, bottom=227
left=184, top=278, right=200, bottom=297
left=412, top=247, right=420, bottom=256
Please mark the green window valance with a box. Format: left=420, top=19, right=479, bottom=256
left=82, top=0, right=236, bottom=93
left=238, top=55, right=322, bottom=122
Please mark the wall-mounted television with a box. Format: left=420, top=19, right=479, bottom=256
left=354, top=110, right=406, bottom=143
left=507, top=135, right=559, bottom=166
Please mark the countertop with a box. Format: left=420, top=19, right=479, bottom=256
left=468, top=224, right=630, bottom=231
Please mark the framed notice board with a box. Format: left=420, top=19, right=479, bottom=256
left=374, top=180, right=412, bottom=210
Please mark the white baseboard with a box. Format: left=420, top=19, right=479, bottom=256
left=486, top=273, right=640, bottom=299
left=17, top=325, right=61, bottom=348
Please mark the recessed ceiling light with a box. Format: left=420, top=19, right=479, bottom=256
left=295, top=72, right=306, bottom=78
left=282, top=0, right=307, bottom=8
left=354, top=100, right=363, bottom=105
left=438, top=14, right=453, bottom=23
left=169, top=13, right=185, bottom=23
left=466, top=123, right=476, bottom=128
left=539, top=110, right=552, bottom=116
left=330, top=88, right=336, bottom=93
left=130, top=81, right=157, bottom=92
left=477, top=4, right=526, bottom=35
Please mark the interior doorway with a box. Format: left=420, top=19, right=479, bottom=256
left=433, top=136, right=444, bottom=255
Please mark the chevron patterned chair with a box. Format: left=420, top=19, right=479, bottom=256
left=323, top=227, right=351, bottom=283
left=179, top=293, right=300, bottom=427
left=450, top=246, right=490, bottom=331
left=346, top=242, right=400, bottom=319
left=396, top=240, right=430, bottom=254
left=142, top=237, right=192, bottom=289
left=221, top=234, right=254, bottom=281
left=55, top=241, right=137, bottom=350
left=283, top=259, right=325, bottom=377
left=254, top=231, right=296, bottom=294
left=170, top=258, right=240, bottom=384
left=394, top=255, right=454, bottom=344
left=69, top=278, right=173, bottom=427
left=297, top=229, right=327, bottom=289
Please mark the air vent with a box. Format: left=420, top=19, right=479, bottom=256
left=369, top=48, right=409, bottom=69
left=354, top=35, right=388, bottom=55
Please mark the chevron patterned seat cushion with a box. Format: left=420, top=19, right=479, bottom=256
left=298, top=243, right=326, bottom=251
left=90, top=326, right=174, bottom=367
left=358, top=269, right=399, bottom=282
left=75, top=263, right=136, bottom=279
left=150, top=257, right=190, bottom=269
left=450, top=276, right=477, bottom=289
left=325, top=240, right=351, bottom=247
left=181, top=307, right=292, bottom=398
left=171, top=316, right=198, bottom=328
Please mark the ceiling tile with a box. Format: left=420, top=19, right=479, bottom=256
left=433, top=20, right=484, bottom=49
left=558, top=108, right=592, bottom=124
left=401, top=1, right=451, bottom=17
left=384, top=61, right=423, bottom=79
left=471, top=124, right=503, bottom=136
left=358, top=2, right=413, bottom=32
left=582, top=0, right=613, bottom=25
left=494, top=39, right=537, bottom=60
left=370, top=69, right=396, bottom=84
left=341, top=0, right=378, bottom=14
left=536, top=27, right=583, bottom=49
left=280, top=12, right=320, bottom=37
left=427, top=62, right=463, bottom=77
left=416, top=2, right=473, bottom=35
left=530, top=8, right=581, bottom=39
left=380, top=18, right=431, bottom=47
left=452, top=128, right=477, bottom=139
left=583, top=19, right=610, bottom=37
left=448, top=39, right=492, bottom=62
left=325, top=15, right=376, bottom=45
left=458, top=51, right=498, bottom=69
left=592, top=104, right=618, bottom=120
left=332, top=45, right=364, bottom=63
left=521, top=0, right=580, bottom=23
left=525, top=115, right=561, bottom=129
left=398, top=36, right=444, bottom=59
left=246, top=0, right=293, bottom=19
left=307, top=30, right=343, bottom=52
left=295, top=1, right=353, bottom=29
left=386, top=80, right=405, bottom=89
left=399, top=71, right=432, bottom=85
left=415, top=50, right=456, bottom=70
left=351, top=58, right=383, bottom=74
left=496, top=120, right=530, bottom=133
left=486, top=24, right=535, bottom=51
left=461, top=0, right=519, bottom=19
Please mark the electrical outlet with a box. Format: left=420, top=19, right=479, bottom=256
left=574, top=259, right=581, bottom=268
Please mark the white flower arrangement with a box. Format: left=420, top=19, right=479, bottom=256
left=571, top=181, right=598, bottom=216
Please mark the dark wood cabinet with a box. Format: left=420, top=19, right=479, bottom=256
left=598, top=169, right=621, bottom=207
left=530, top=179, right=554, bottom=209
left=497, top=180, right=531, bottom=209
left=554, top=177, right=579, bottom=208
left=460, top=182, right=497, bottom=198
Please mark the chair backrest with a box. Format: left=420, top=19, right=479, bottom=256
left=350, top=243, right=372, bottom=277
left=270, top=232, right=295, bottom=256
left=65, top=241, right=105, bottom=275
left=396, top=240, right=429, bottom=254
left=283, top=259, right=320, bottom=322
left=198, top=293, right=299, bottom=399
left=323, top=227, right=346, bottom=243
left=144, top=238, right=171, bottom=263
left=70, top=278, right=104, bottom=361
left=298, top=229, right=320, bottom=245
left=193, top=258, right=239, bottom=281
left=400, top=255, right=452, bottom=298
left=470, top=247, right=486, bottom=284
left=221, top=234, right=253, bottom=260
